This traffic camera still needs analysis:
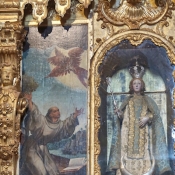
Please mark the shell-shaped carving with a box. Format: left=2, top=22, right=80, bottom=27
left=114, top=1, right=164, bottom=22
left=97, top=0, right=173, bottom=29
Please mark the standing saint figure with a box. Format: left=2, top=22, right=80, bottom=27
left=107, top=63, right=172, bottom=175
left=20, top=93, right=83, bottom=175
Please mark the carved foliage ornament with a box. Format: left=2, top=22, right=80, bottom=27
left=0, top=0, right=19, bottom=8
left=0, top=21, right=27, bottom=175
left=0, top=21, right=26, bottom=79
left=20, top=0, right=49, bottom=24
left=20, top=0, right=92, bottom=24
left=96, top=0, right=175, bottom=29
left=0, top=64, right=27, bottom=175
left=90, top=30, right=175, bottom=175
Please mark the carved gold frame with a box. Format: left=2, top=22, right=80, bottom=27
left=89, top=29, right=175, bottom=174
left=0, top=0, right=91, bottom=174
left=1, top=0, right=175, bottom=174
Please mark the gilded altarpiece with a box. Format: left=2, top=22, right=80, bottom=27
left=2, top=0, right=175, bottom=175
left=0, top=18, right=28, bottom=175
left=90, top=0, right=175, bottom=175
left=0, top=0, right=90, bottom=174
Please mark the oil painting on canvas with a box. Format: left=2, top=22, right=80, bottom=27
left=20, top=24, right=88, bottom=175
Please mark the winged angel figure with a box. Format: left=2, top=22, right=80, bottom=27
left=46, top=47, right=88, bottom=88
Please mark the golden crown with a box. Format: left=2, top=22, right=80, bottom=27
left=129, top=60, right=145, bottom=78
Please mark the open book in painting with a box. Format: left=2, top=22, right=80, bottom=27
left=61, top=157, right=86, bottom=173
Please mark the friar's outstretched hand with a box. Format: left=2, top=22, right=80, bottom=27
left=73, top=108, right=84, bottom=118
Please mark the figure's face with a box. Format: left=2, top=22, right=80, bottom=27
left=23, top=92, right=32, bottom=102
left=1, top=70, right=15, bottom=86
left=132, top=79, right=142, bottom=93
left=49, top=107, right=60, bottom=122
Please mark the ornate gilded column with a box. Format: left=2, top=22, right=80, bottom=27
left=0, top=2, right=28, bottom=175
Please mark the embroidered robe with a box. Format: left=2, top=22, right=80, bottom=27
left=107, top=95, right=171, bottom=175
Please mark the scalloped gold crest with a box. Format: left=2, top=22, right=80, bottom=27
left=96, top=0, right=175, bottom=29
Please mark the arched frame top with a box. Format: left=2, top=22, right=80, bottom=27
left=19, top=0, right=92, bottom=24
left=89, top=30, right=175, bottom=175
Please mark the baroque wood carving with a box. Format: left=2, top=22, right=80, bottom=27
left=91, top=0, right=175, bottom=173
left=90, top=29, right=175, bottom=174
left=0, top=21, right=27, bottom=175
left=0, top=0, right=19, bottom=8
left=1, top=0, right=175, bottom=174
left=20, top=0, right=92, bottom=24
left=0, top=0, right=92, bottom=174
left=96, top=0, right=175, bottom=29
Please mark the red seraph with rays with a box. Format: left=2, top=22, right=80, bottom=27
left=46, top=47, right=88, bottom=88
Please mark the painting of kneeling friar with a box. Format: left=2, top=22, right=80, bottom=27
left=20, top=25, right=88, bottom=175
left=21, top=91, right=83, bottom=175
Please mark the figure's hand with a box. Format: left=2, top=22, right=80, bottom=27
left=23, top=93, right=33, bottom=111
left=73, top=108, right=84, bottom=118
left=139, top=116, right=149, bottom=128
left=114, top=108, right=123, bottom=119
